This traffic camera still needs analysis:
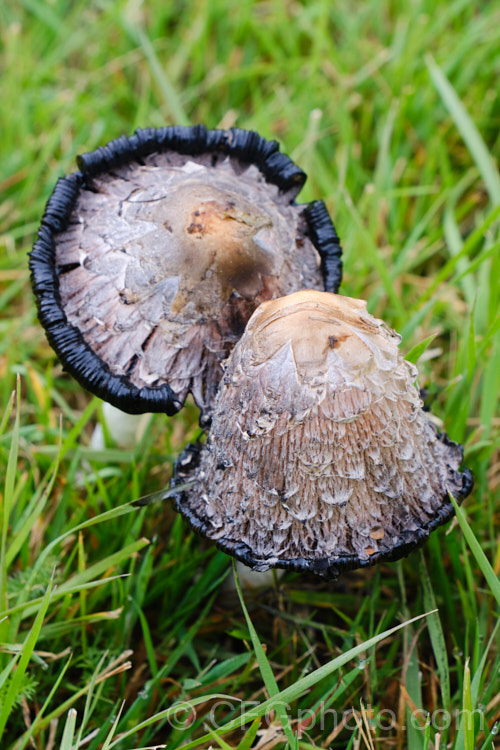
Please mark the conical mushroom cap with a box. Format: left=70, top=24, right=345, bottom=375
left=30, top=126, right=342, bottom=419
left=174, top=290, right=473, bottom=578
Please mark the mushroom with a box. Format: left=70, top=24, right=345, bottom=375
left=30, top=126, right=342, bottom=422
left=173, top=290, right=473, bottom=578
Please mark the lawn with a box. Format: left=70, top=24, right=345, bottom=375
left=1, top=1, right=499, bottom=748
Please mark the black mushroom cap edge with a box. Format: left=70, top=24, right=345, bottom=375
left=29, top=125, right=343, bottom=417
left=171, top=439, right=473, bottom=580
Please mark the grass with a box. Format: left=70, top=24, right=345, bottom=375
left=1, top=0, right=500, bottom=747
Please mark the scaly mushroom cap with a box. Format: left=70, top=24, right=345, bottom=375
left=30, top=126, right=342, bottom=419
left=174, top=290, right=473, bottom=578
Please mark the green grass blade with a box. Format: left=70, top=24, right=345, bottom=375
left=128, top=597, right=159, bottom=678
left=404, top=333, right=439, bottom=364
left=236, top=718, right=261, bottom=750
left=426, top=54, right=500, bottom=205
left=0, top=570, right=54, bottom=736
left=418, top=551, right=450, bottom=710
left=203, top=724, right=235, bottom=750
left=0, top=652, right=20, bottom=694
left=72, top=651, right=111, bottom=748
left=0, top=378, right=20, bottom=630
left=57, top=538, right=149, bottom=595
left=450, top=496, right=500, bottom=607
left=121, top=20, right=189, bottom=126
left=6, top=500, right=139, bottom=621
left=100, top=701, right=125, bottom=750
left=0, top=389, right=15, bottom=438
left=176, top=609, right=436, bottom=749
left=107, top=694, right=233, bottom=749
left=405, top=635, right=424, bottom=750
left=462, top=660, right=474, bottom=750
left=470, top=618, right=500, bottom=706
left=14, top=654, right=73, bottom=750
left=60, top=708, right=78, bottom=750
left=479, top=336, right=500, bottom=432
left=233, top=561, right=297, bottom=749
left=6, top=446, right=61, bottom=567
left=131, top=481, right=195, bottom=507
left=478, top=724, right=500, bottom=750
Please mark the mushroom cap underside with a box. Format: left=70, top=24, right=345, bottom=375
left=172, top=291, right=473, bottom=578
left=30, top=126, right=342, bottom=418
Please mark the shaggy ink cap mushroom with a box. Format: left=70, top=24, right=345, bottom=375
left=173, top=290, right=473, bottom=579
left=30, top=126, right=342, bottom=420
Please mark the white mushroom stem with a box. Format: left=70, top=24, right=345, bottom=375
left=90, top=402, right=152, bottom=451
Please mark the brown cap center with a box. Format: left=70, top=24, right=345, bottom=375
left=247, top=290, right=383, bottom=375
left=122, top=180, right=282, bottom=314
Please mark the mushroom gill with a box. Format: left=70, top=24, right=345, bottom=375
left=30, top=126, right=342, bottom=420
left=173, top=290, right=473, bottom=578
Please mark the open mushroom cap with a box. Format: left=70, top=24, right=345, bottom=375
left=173, top=290, right=473, bottom=578
left=30, top=126, right=342, bottom=419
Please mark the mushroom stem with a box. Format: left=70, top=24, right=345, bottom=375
left=89, top=403, right=152, bottom=451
